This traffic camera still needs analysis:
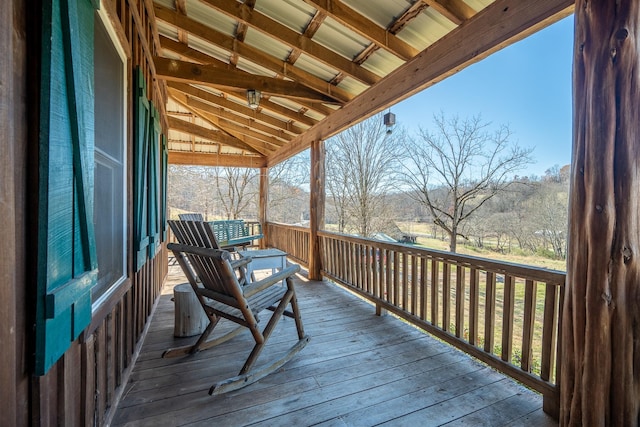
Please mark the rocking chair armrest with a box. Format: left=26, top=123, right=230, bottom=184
left=231, top=257, right=252, bottom=269
left=243, top=264, right=300, bottom=298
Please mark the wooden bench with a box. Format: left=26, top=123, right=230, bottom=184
left=209, top=220, right=263, bottom=248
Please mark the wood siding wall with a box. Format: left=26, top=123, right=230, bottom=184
left=2, top=0, right=169, bottom=425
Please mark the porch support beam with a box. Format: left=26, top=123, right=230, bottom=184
left=309, top=139, right=325, bottom=281
left=561, top=1, right=640, bottom=425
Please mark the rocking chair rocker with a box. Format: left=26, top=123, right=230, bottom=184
left=165, top=242, right=309, bottom=395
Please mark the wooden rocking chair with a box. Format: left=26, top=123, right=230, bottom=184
left=165, top=242, right=310, bottom=395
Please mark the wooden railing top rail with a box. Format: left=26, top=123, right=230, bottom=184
left=266, top=221, right=312, bottom=233
left=318, top=230, right=566, bottom=284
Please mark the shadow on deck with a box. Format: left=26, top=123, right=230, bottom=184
left=112, top=263, right=558, bottom=426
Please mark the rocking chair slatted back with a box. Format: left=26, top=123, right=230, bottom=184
left=169, top=219, right=221, bottom=249
left=178, top=213, right=204, bottom=221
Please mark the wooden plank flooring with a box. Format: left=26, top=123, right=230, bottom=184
left=112, top=264, right=558, bottom=426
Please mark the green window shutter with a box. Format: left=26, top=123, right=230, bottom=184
left=134, top=68, right=150, bottom=271
left=161, top=135, right=168, bottom=241
left=36, top=0, right=98, bottom=376
left=147, top=104, right=161, bottom=255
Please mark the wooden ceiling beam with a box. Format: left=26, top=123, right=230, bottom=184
left=301, top=0, right=418, bottom=61
left=168, top=116, right=260, bottom=153
left=154, top=5, right=353, bottom=105
left=171, top=90, right=290, bottom=146
left=286, top=10, right=326, bottom=65
left=420, top=0, right=477, bottom=26
left=190, top=106, right=286, bottom=151
left=168, top=92, right=274, bottom=155
left=155, top=56, right=342, bottom=105
left=199, top=0, right=380, bottom=86
left=167, top=81, right=314, bottom=130
left=159, top=38, right=332, bottom=121
left=269, top=0, right=574, bottom=165
left=389, top=1, right=430, bottom=34
left=168, top=82, right=304, bottom=136
left=169, top=151, right=267, bottom=168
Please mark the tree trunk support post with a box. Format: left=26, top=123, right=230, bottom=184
left=561, top=2, right=640, bottom=425
left=309, top=139, right=325, bottom=281
left=259, top=166, right=268, bottom=249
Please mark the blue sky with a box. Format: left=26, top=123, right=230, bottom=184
left=393, top=15, right=574, bottom=178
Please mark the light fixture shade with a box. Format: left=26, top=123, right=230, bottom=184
left=247, top=89, right=261, bottom=109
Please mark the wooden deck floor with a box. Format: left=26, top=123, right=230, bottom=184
left=112, top=263, right=558, bottom=426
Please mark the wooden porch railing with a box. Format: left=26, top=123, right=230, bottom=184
left=266, top=222, right=310, bottom=266
left=265, top=224, right=565, bottom=417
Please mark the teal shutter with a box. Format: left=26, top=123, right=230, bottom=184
left=134, top=68, right=150, bottom=271
left=161, top=135, right=169, bottom=240
left=148, top=105, right=161, bottom=255
left=36, top=0, right=98, bottom=375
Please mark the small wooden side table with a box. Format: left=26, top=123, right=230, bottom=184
left=238, top=248, right=288, bottom=284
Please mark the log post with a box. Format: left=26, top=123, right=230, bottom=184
left=259, top=166, right=268, bottom=249
left=309, top=139, right=325, bottom=281
left=561, top=2, right=640, bottom=425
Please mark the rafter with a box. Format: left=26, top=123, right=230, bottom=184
left=154, top=56, right=342, bottom=104
left=167, top=81, right=316, bottom=129
left=159, top=37, right=338, bottom=120
left=154, top=5, right=353, bottom=105
left=199, top=0, right=381, bottom=86
left=174, top=0, right=188, bottom=43
left=286, top=10, right=326, bottom=65
left=301, top=0, right=418, bottom=61
left=190, top=106, right=286, bottom=151
left=168, top=116, right=260, bottom=153
left=169, top=93, right=275, bottom=155
left=420, top=0, right=477, bottom=26
left=389, top=1, right=431, bottom=34
left=168, top=84, right=302, bottom=137
left=169, top=90, right=289, bottom=148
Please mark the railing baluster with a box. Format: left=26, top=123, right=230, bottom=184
left=469, top=267, right=479, bottom=346
left=443, top=262, right=451, bottom=332
left=393, top=251, right=400, bottom=307
left=455, top=264, right=465, bottom=339
left=384, top=249, right=391, bottom=303
left=541, top=283, right=558, bottom=382
left=420, top=256, right=428, bottom=320
left=430, top=259, right=439, bottom=326
left=484, top=272, right=496, bottom=354
left=411, top=255, right=418, bottom=315
left=402, top=253, right=409, bottom=310
left=502, top=275, right=516, bottom=362
left=521, top=279, right=537, bottom=372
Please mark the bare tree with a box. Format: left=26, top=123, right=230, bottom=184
left=530, top=184, right=568, bottom=259
left=214, top=167, right=258, bottom=220
left=326, top=114, right=401, bottom=237
left=401, top=113, right=534, bottom=252
left=268, top=151, right=310, bottom=224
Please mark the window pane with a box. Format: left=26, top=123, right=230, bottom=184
left=93, top=12, right=126, bottom=302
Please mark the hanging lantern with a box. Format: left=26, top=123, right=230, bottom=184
left=384, top=111, right=396, bottom=134
left=246, top=89, right=261, bottom=109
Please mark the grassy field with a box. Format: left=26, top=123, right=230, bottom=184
left=396, top=221, right=567, bottom=272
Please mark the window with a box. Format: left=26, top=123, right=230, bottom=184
left=92, top=7, right=127, bottom=304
